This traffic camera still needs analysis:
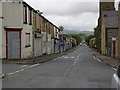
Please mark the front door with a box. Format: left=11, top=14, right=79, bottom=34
left=7, top=31, right=21, bottom=59
left=113, top=41, right=116, bottom=57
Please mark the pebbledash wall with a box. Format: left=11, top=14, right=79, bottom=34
left=47, top=34, right=52, bottom=54
left=0, top=2, right=2, bottom=59
left=1, top=2, right=33, bottom=59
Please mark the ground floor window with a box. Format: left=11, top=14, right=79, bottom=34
left=25, top=33, right=31, bottom=48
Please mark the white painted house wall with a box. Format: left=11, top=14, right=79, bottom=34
left=51, top=39, right=54, bottom=54
left=47, top=34, right=52, bottom=54
left=34, top=38, right=42, bottom=57
left=2, top=2, right=23, bottom=28
left=41, top=32, right=47, bottom=54
left=0, top=2, right=2, bottom=58
left=1, top=1, right=59, bottom=59
left=22, top=25, right=33, bottom=59
left=2, top=2, right=33, bottom=59
left=2, top=2, right=23, bottom=59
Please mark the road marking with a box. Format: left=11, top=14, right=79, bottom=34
left=58, top=56, right=75, bottom=59
left=112, top=67, right=117, bottom=71
left=8, top=73, right=14, bottom=76
left=7, top=64, right=40, bottom=76
left=71, top=57, right=75, bottom=59
left=73, top=59, right=76, bottom=65
left=73, top=54, right=81, bottom=66
left=93, top=56, right=101, bottom=62
left=97, top=59, right=101, bottom=62
left=64, top=54, right=81, bottom=76
left=19, top=69, right=25, bottom=72
left=53, top=58, right=57, bottom=61
left=63, top=56, right=70, bottom=58
left=21, top=65, right=28, bottom=68
left=28, top=64, right=39, bottom=68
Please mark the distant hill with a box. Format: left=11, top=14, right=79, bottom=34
left=62, top=30, right=94, bottom=36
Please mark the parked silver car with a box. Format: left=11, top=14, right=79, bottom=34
left=111, top=64, right=120, bottom=90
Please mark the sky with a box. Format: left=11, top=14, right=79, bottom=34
left=24, top=0, right=119, bottom=31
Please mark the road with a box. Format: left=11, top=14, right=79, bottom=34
left=2, top=45, right=115, bottom=88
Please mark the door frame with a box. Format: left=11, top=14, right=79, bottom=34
left=5, top=28, right=22, bottom=59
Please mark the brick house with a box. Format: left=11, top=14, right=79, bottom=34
left=101, top=11, right=118, bottom=57
left=97, top=0, right=115, bottom=53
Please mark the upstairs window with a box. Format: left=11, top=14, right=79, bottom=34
left=23, top=5, right=27, bottom=24
left=29, top=8, right=32, bottom=25
left=48, top=23, right=50, bottom=34
left=34, top=14, right=37, bottom=29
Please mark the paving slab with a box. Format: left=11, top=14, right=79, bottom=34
left=90, top=48, right=120, bottom=68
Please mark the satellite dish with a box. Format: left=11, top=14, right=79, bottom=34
left=36, top=10, right=43, bottom=14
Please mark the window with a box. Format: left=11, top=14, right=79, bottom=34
left=42, top=20, right=45, bottom=32
left=25, top=33, right=31, bottom=48
left=48, top=23, right=50, bottom=34
left=34, top=14, right=37, bottom=29
left=23, top=5, right=27, bottom=24
left=29, top=8, right=32, bottom=25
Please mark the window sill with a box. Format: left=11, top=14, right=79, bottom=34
left=25, top=45, right=31, bottom=48
left=24, top=22, right=27, bottom=24
left=29, top=23, right=32, bottom=25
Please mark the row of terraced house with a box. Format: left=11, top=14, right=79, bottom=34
left=0, top=0, right=76, bottom=59
left=95, top=0, right=120, bottom=60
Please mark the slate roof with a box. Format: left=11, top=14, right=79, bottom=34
left=90, top=38, right=96, bottom=41
left=103, top=11, right=118, bottom=28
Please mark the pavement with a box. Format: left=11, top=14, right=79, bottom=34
left=2, top=46, right=78, bottom=65
left=90, top=48, right=120, bottom=68
left=2, top=45, right=115, bottom=88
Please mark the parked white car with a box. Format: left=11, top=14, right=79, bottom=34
left=111, top=64, right=120, bottom=90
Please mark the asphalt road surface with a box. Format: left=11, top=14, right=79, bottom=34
left=2, top=45, right=115, bottom=88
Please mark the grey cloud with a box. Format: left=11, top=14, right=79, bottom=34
left=25, top=0, right=99, bottom=31
left=45, top=12, right=99, bottom=31
left=26, top=2, right=98, bottom=16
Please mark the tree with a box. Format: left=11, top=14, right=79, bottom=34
left=59, top=26, right=64, bottom=31
left=94, top=26, right=100, bottom=51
